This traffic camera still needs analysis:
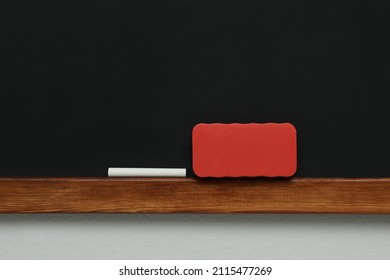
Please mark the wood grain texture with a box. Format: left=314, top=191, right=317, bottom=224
left=1, top=177, right=390, bottom=213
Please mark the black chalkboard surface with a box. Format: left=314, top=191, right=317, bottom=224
left=1, top=0, right=389, bottom=177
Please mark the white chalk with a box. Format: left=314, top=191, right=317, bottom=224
left=108, top=168, right=186, bottom=177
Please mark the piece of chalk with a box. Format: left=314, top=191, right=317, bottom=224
left=192, top=123, right=297, bottom=178
left=108, top=168, right=186, bottom=177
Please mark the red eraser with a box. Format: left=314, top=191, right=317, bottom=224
left=192, top=123, right=297, bottom=178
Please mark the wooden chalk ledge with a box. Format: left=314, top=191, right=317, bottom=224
left=0, top=177, right=390, bottom=213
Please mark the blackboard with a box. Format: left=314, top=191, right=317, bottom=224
left=1, top=0, right=389, bottom=177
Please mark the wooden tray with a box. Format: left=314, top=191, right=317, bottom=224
left=1, top=177, right=390, bottom=213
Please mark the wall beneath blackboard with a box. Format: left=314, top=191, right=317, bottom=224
left=0, top=215, right=390, bottom=259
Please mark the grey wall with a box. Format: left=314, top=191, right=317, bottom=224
left=0, top=214, right=390, bottom=259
